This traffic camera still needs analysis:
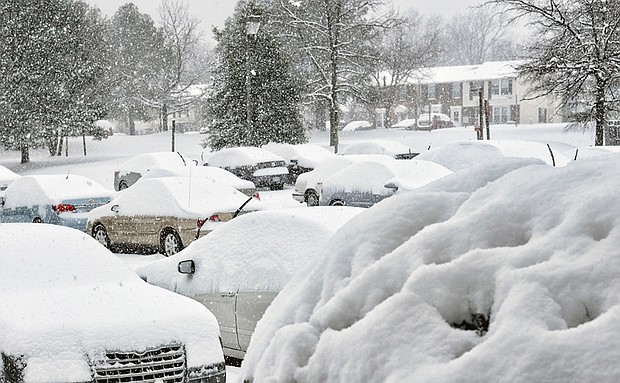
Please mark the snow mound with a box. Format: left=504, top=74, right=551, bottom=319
left=241, top=156, right=620, bottom=383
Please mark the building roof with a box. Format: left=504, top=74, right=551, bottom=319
left=408, top=60, right=525, bottom=85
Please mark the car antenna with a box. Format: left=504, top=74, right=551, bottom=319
left=66, top=170, right=70, bottom=179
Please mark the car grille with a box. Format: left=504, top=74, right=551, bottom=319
left=92, top=344, right=186, bottom=383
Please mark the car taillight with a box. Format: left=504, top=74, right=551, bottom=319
left=53, top=204, right=76, bottom=213
left=253, top=192, right=261, bottom=200
left=197, top=219, right=206, bottom=228
left=209, top=214, right=221, bottom=222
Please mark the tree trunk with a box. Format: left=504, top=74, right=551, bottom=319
left=594, top=82, right=605, bottom=146
left=162, top=103, right=168, bottom=132
left=20, top=142, right=29, bottom=164
left=127, top=113, right=136, bottom=136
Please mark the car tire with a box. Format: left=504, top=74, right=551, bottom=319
left=330, top=199, right=344, bottom=206
left=118, top=180, right=129, bottom=190
left=93, top=223, right=110, bottom=248
left=32, top=217, right=43, bottom=223
left=306, top=190, right=319, bottom=207
left=161, top=229, right=183, bottom=257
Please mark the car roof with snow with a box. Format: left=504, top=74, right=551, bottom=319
left=142, top=165, right=256, bottom=190
left=262, top=143, right=335, bottom=168
left=2, top=174, right=114, bottom=208
left=206, top=147, right=285, bottom=167
left=117, top=151, right=196, bottom=174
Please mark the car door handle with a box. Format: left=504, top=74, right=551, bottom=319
left=220, top=291, right=236, bottom=297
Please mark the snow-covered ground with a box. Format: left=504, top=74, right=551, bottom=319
left=0, top=123, right=607, bottom=382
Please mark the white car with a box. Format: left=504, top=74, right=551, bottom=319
left=113, top=151, right=198, bottom=191
left=416, top=112, right=454, bottom=130
left=319, top=159, right=452, bottom=207
left=292, top=154, right=396, bottom=206
left=342, top=120, right=373, bottom=131
left=341, top=140, right=419, bottom=159
left=1, top=174, right=115, bottom=232
left=137, top=206, right=363, bottom=361
left=0, top=224, right=225, bottom=383
left=204, top=147, right=289, bottom=190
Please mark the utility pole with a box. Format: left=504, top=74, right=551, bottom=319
left=171, top=119, right=176, bottom=152
left=478, top=89, right=484, bottom=140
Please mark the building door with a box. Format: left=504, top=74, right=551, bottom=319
left=375, top=108, right=386, bottom=129
left=450, top=106, right=462, bottom=126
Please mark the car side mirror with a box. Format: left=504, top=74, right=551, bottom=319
left=111, top=204, right=119, bottom=213
left=178, top=260, right=195, bottom=275
left=384, top=182, right=399, bottom=191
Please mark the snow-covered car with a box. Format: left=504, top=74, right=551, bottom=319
left=136, top=206, right=363, bottom=361
left=416, top=112, right=454, bottom=130
left=113, top=151, right=198, bottom=191
left=570, top=145, right=620, bottom=160
left=417, top=139, right=572, bottom=170
left=204, top=147, right=289, bottom=190
left=240, top=156, right=620, bottom=383
left=87, top=176, right=262, bottom=256
left=142, top=165, right=260, bottom=199
left=262, top=143, right=336, bottom=184
left=390, top=118, right=417, bottom=130
left=0, top=165, right=20, bottom=193
left=0, top=174, right=114, bottom=231
left=0, top=224, right=226, bottom=383
left=292, top=154, right=395, bottom=206
left=341, top=140, right=419, bottom=159
left=319, top=159, right=452, bottom=207
left=342, top=120, right=373, bottom=131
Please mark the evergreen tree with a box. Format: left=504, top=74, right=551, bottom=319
left=0, top=0, right=108, bottom=163
left=206, top=1, right=306, bottom=150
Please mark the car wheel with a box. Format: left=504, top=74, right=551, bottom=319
left=32, top=217, right=43, bottom=223
left=118, top=180, right=129, bottom=190
left=92, top=223, right=110, bottom=248
left=306, top=190, right=319, bottom=207
left=330, top=199, right=344, bottom=206
left=161, top=229, right=183, bottom=257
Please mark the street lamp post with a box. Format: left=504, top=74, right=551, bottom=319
left=245, top=14, right=261, bottom=143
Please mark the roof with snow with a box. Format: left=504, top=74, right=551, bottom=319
left=408, top=60, right=525, bottom=85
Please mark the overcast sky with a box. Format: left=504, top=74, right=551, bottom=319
left=87, top=0, right=484, bottom=43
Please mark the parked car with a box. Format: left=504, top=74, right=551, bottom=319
left=1, top=174, right=114, bottom=231
left=204, top=147, right=289, bottom=190
left=319, top=159, right=452, bottom=207
left=262, top=143, right=336, bottom=184
left=390, top=118, right=417, bottom=130
left=142, top=165, right=260, bottom=199
left=341, top=140, right=419, bottom=160
left=113, top=151, right=197, bottom=191
left=136, top=206, right=363, bottom=361
left=0, top=224, right=226, bottom=383
left=416, top=113, right=454, bottom=130
left=0, top=165, right=20, bottom=193
left=292, top=154, right=396, bottom=206
left=87, top=176, right=262, bottom=256
left=416, top=139, right=572, bottom=171
left=342, top=120, right=373, bottom=131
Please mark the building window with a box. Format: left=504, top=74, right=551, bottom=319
left=469, top=81, right=482, bottom=100
left=490, top=79, right=513, bottom=97
left=493, top=106, right=509, bottom=123
left=452, top=82, right=461, bottom=99
left=428, top=84, right=436, bottom=100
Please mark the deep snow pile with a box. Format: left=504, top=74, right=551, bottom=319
left=240, top=155, right=620, bottom=382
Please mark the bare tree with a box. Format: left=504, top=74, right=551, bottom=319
left=489, top=0, right=620, bottom=146
left=141, top=0, right=206, bottom=131
left=442, top=4, right=519, bottom=65
left=367, top=10, right=443, bottom=127
left=274, top=0, right=398, bottom=152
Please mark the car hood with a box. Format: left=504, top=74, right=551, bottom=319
left=0, top=281, right=223, bottom=382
